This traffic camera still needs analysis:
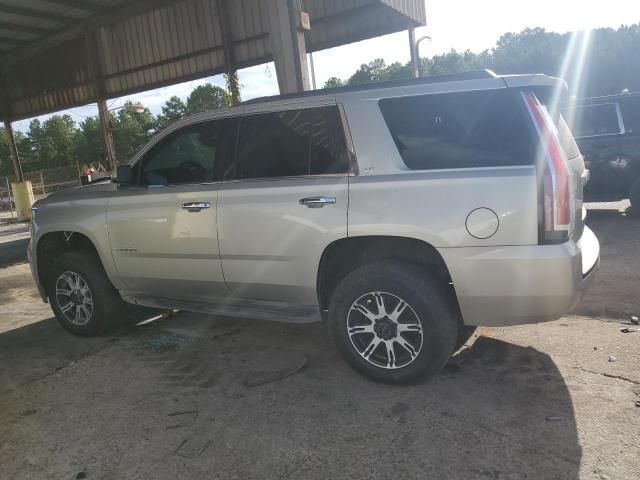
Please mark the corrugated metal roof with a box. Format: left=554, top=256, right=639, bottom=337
left=0, top=0, right=426, bottom=122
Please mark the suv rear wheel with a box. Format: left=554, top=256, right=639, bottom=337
left=47, top=250, right=125, bottom=336
left=329, top=262, right=458, bottom=384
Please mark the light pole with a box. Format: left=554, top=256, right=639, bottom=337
left=111, top=103, right=146, bottom=114
left=409, top=26, right=432, bottom=79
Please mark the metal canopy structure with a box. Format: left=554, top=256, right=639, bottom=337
left=0, top=0, right=426, bottom=123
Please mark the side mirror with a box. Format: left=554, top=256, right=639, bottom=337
left=114, top=165, right=134, bottom=185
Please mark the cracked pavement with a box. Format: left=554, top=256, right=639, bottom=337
left=0, top=203, right=639, bottom=480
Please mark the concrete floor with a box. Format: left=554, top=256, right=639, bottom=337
left=0, top=205, right=639, bottom=480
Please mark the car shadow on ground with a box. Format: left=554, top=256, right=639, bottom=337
left=0, top=237, right=29, bottom=268
left=0, top=314, right=581, bottom=479
left=0, top=317, right=115, bottom=395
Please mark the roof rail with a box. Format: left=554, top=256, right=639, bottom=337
left=241, top=69, right=499, bottom=105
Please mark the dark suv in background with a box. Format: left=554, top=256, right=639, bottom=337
left=565, top=92, right=640, bottom=208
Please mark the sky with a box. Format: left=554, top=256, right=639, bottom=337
left=12, top=0, right=640, bottom=132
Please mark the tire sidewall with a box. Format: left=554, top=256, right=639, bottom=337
left=329, top=262, right=457, bottom=384
left=47, top=251, right=116, bottom=336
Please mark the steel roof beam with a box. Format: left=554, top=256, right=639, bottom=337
left=0, top=5, right=78, bottom=24
left=0, top=36, right=30, bottom=46
left=44, top=1, right=106, bottom=12
left=1, top=0, right=189, bottom=64
left=0, top=21, right=57, bottom=35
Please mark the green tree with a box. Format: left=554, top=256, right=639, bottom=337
left=186, top=84, right=228, bottom=113
left=424, top=49, right=492, bottom=76
left=42, top=115, right=77, bottom=169
left=155, top=96, right=188, bottom=131
left=75, top=116, right=104, bottom=167
left=323, top=76, right=345, bottom=88
left=491, top=28, right=563, bottom=75
left=346, top=58, right=389, bottom=85
left=112, top=102, right=155, bottom=163
left=224, top=71, right=242, bottom=105
left=22, top=115, right=77, bottom=170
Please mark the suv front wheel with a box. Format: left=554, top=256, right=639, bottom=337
left=329, top=262, right=458, bottom=384
left=47, top=251, right=124, bottom=336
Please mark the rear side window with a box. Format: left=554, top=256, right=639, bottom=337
left=308, top=107, right=350, bottom=175
left=235, top=106, right=349, bottom=180
left=566, top=103, right=623, bottom=138
left=379, top=90, right=535, bottom=170
left=236, top=110, right=310, bottom=179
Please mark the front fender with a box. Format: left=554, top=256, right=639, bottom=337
left=32, top=194, right=124, bottom=292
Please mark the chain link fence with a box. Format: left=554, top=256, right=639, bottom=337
left=1, top=166, right=83, bottom=217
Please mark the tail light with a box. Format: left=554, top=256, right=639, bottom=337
left=521, top=91, right=574, bottom=243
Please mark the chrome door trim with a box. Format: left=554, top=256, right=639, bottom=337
left=181, top=201, right=212, bottom=212
left=299, top=196, right=337, bottom=208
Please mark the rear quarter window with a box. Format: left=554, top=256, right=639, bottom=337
left=379, top=90, right=535, bottom=170
left=566, top=103, right=622, bottom=138
left=619, top=97, right=640, bottom=134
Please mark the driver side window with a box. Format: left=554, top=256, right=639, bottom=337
left=137, top=119, right=236, bottom=186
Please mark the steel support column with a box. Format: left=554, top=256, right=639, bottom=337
left=3, top=119, right=23, bottom=182
left=267, top=0, right=310, bottom=94
left=86, top=32, right=117, bottom=171
left=97, top=98, right=117, bottom=171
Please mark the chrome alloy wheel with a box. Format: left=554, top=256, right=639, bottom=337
left=55, top=271, right=94, bottom=326
left=347, top=291, right=423, bottom=369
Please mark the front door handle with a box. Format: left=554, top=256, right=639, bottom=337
left=299, top=197, right=337, bottom=208
left=181, top=201, right=211, bottom=212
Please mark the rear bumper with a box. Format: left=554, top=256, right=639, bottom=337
left=440, top=226, right=600, bottom=327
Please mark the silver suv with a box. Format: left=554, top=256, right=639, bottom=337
left=28, top=71, right=600, bottom=383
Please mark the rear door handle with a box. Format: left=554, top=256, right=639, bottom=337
left=299, top=197, right=337, bottom=208
left=181, top=201, right=211, bottom=212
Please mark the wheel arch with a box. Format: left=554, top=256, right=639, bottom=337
left=36, top=231, right=112, bottom=297
left=316, top=235, right=458, bottom=313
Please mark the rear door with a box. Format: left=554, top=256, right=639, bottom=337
left=107, top=118, right=237, bottom=300
left=217, top=104, right=351, bottom=304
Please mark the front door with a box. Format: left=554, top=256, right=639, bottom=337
left=107, top=118, right=237, bottom=300
left=217, top=105, right=351, bottom=304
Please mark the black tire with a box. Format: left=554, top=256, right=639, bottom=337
left=329, top=262, right=458, bottom=384
left=47, top=250, right=126, bottom=336
left=455, top=325, right=478, bottom=350
left=630, top=176, right=640, bottom=211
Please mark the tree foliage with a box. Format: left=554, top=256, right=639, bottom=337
left=186, top=84, right=228, bottom=114
left=225, top=71, right=242, bottom=105
left=324, top=24, right=640, bottom=98
left=155, top=96, right=188, bottom=131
